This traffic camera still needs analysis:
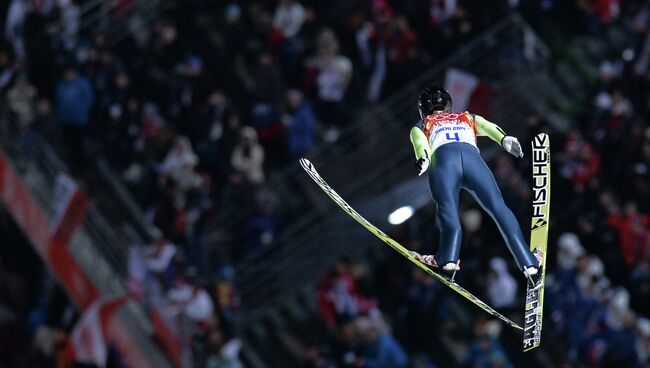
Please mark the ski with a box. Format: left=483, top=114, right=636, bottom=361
left=523, top=133, right=551, bottom=351
left=299, top=158, right=523, bottom=331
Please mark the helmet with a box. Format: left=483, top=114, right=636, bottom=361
left=418, top=86, right=452, bottom=119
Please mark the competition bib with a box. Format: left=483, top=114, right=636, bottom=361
left=422, top=112, right=477, bottom=153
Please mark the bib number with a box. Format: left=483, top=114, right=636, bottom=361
left=446, top=132, right=460, bottom=141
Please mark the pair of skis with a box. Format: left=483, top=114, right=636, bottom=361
left=300, top=133, right=551, bottom=351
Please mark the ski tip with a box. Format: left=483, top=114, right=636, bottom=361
left=299, top=158, right=311, bottom=169
left=533, top=133, right=549, bottom=145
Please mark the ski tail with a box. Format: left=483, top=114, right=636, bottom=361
left=299, top=158, right=523, bottom=331
left=523, top=133, right=551, bottom=351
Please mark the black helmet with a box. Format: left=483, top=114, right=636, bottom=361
left=418, top=86, right=452, bottom=119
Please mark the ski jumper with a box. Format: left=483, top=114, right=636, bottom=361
left=410, top=112, right=538, bottom=271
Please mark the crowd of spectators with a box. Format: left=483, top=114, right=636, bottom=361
left=304, top=237, right=518, bottom=367
left=303, top=99, right=650, bottom=367
left=0, top=1, right=514, bottom=364
left=130, top=234, right=243, bottom=367
left=2, top=0, right=650, bottom=367
left=310, top=258, right=411, bottom=368
left=537, top=2, right=650, bottom=364
left=0, top=0, right=516, bottom=271
left=290, top=1, right=650, bottom=367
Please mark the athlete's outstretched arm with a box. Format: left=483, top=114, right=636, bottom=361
left=474, top=115, right=507, bottom=144
left=475, top=115, right=523, bottom=157
left=410, top=125, right=430, bottom=175
left=410, top=125, right=429, bottom=160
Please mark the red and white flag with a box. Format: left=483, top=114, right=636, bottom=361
left=444, top=67, right=497, bottom=117
left=444, top=68, right=479, bottom=112
left=67, top=296, right=130, bottom=367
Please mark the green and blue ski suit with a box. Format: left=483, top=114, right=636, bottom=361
left=410, top=111, right=538, bottom=271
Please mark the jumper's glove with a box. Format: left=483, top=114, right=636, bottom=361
left=415, top=152, right=430, bottom=176
left=502, top=136, right=523, bottom=158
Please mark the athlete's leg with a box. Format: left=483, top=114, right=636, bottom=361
left=429, top=144, right=463, bottom=265
left=459, top=144, right=538, bottom=270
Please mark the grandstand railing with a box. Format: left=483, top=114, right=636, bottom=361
left=79, top=0, right=162, bottom=43
left=234, top=13, right=558, bottom=317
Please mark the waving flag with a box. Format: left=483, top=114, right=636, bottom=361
left=68, top=296, right=130, bottom=367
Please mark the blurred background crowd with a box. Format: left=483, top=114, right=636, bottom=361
left=1, top=0, right=649, bottom=367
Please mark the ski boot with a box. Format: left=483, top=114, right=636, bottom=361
left=523, top=248, right=544, bottom=289
left=410, top=251, right=461, bottom=282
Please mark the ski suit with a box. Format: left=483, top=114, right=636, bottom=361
left=410, top=111, right=538, bottom=271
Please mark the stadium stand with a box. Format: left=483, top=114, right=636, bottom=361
left=1, top=0, right=649, bottom=367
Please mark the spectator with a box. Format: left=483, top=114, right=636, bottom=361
left=212, top=266, right=239, bottom=324
left=316, top=259, right=377, bottom=328
left=7, top=74, right=36, bottom=128
left=217, top=112, right=241, bottom=180
left=464, top=334, right=514, bottom=368
left=4, top=0, right=30, bottom=60
left=579, top=0, right=620, bottom=34
left=54, top=65, right=95, bottom=163
left=57, top=0, right=80, bottom=50
left=557, top=232, right=586, bottom=270
left=32, top=98, right=58, bottom=144
left=246, top=52, right=287, bottom=166
left=231, top=127, right=265, bottom=185
left=243, top=193, right=282, bottom=251
left=463, top=318, right=514, bottom=368
left=219, top=173, right=257, bottom=236
left=222, top=2, right=245, bottom=64
left=173, top=54, right=204, bottom=115
left=559, top=129, right=601, bottom=192
left=272, top=0, right=306, bottom=40
left=102, top=103, right=136, bottom=170
left=192, top=91, right=231, bottom=177
left=165, top=274, right=214, bottom=326
left=204, top=330, right=244, bottom=368
left=383, top=16, right=419, bottom=94
left=355, top=20, right=387, bottom=102
left=22, top=3, right=55, bottom=96
left=486, top=257, right=517, bottom=309
left=308, top=28, right=352, bottom=133
left=429, top=0, right=458, bottom=27
left=106, top=72, right=132, bottom=112
left=162, top=136, right=203, bottom=192
left=356, top=316, right=408, bottom=368
left=284, top=89, right=317, bottom=157
left=397, top=268, right=448, bottom=351
left=184, top=282, right=215, bottom=325
left=606, top=201, right=650, bottom=266
left=142, top=236, right=178, bottom=274
left=251, top=52, right=285, bottom=105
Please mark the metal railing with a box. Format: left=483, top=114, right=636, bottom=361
left=234, top=13, right=558, bottom=318
left=79, top=0, right=162, bottom=43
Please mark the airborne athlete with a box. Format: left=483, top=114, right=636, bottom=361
left=299, top=87, right=548, bottom=338
left=408, top=87, right=542, bottom=286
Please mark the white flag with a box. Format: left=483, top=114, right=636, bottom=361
left=68, top=296, right=130, bottom=367
left=444, top=68, right=479, bottom=112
